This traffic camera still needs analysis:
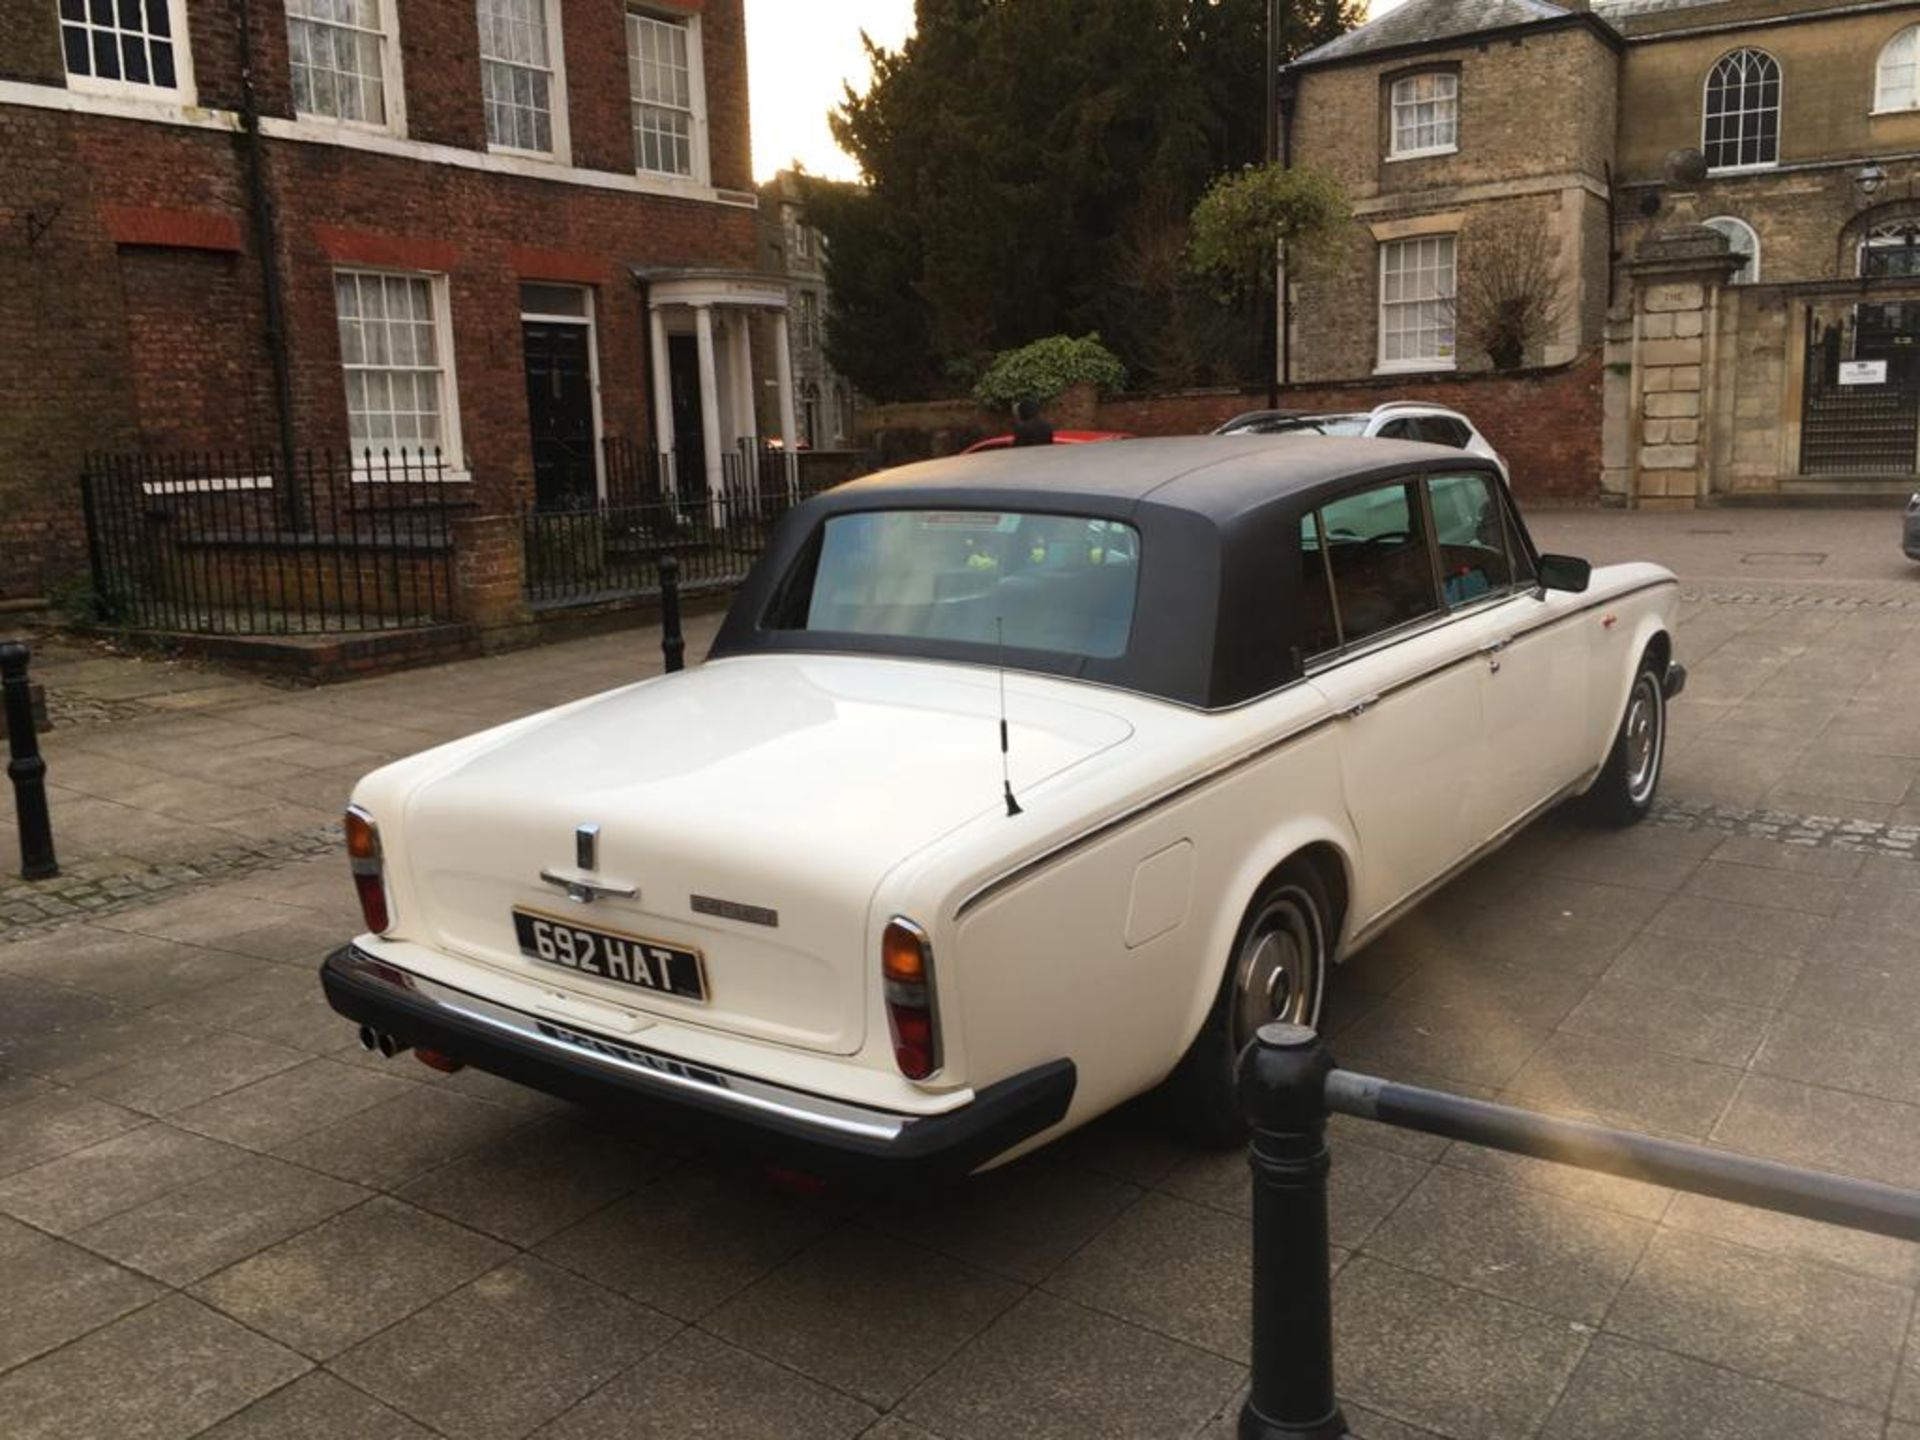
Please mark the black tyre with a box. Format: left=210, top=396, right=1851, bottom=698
left=1157, top=859, right=1333, bottom=1148
left=1586, top=658, right=1667, bottom=826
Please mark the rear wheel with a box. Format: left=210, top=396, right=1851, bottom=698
left=1158, top=860, right=1332, bottom=1147
left=1586, top=660, right=1666, bottom=826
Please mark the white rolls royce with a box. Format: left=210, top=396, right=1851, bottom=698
left=323, top=437, right=1684, bottom=1180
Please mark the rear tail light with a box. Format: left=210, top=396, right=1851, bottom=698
left=344, top=805, right=392, bottom=935
left=882, top=918, right=940, bottom=1081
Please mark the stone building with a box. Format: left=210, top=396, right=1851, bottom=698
left=1281, top=0, right=1920, bottom=505
left=0, top=0, right=798, bottom=601
left=754, top=169, right=857, bottom=450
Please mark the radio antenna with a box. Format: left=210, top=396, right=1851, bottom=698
left=996, top=617, right=1022, bottom=817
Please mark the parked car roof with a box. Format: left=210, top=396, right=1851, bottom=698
left=960, top=430, right=1134, bottom=454
left=714, top=436, right=1511, bottom=710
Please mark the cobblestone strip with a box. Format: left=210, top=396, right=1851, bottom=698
left=1652, top=797, right=1920, bottom=859
left=1682, top=588, right=1920, bottom=611
left=0, top=824, right=342, bottom=939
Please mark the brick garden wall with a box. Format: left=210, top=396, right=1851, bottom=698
left=0, top=0, right=756, bottom=602
left=857, top=350, right=1606, bottom=504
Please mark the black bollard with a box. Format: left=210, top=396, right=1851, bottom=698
left=0, top=642, right=58, bottom=881
left=1238, top=1023, right=1346, bottom=1440
left=660, top=554, right=685, bottom=674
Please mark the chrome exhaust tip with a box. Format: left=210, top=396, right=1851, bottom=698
left=360, top=1026, right=410, bottom=1059
left=358, top=1025, right=379, bottom=1053
left=376, top=1031, right=409, bottom=1059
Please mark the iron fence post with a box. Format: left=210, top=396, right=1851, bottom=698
left=1238, top=1023, right=1347, bottom=1440
left=0, top=642, right=59, bottom=881
left=660, top=553, right=685, bottom=673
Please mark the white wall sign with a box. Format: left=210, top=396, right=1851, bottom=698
left=1839, top=360, right=1889, bottom=386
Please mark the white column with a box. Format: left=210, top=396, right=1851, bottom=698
left=648, top=305, right=676, bottom=498
left=693, top=304, right=725, bottom=525
left=729, top=311, right=756, bottom=448
left=774, top=309, right=799, bottom=461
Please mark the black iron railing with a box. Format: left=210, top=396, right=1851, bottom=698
left=1235, top=1026, right=1920, bottom=1439
left=80, top=448, right=465, bottom=635
left=524, top=448, right=818, bottom=609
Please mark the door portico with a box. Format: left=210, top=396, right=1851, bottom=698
left=637, top=269, right=797, bottom=511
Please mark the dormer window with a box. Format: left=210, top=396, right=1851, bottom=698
left=1389, top=72, right=1458, bottom=160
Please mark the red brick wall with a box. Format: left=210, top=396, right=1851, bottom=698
left=1094, top=351, right=1606, bottom=503
left=0, top=0, right=757, bottom=601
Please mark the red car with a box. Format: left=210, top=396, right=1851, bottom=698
left=961, top=430, right=1134, bottom=454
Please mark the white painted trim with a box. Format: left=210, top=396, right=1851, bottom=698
left=1385, top=145, right=1458, bottom=164
left=627, top=7, right=711, bottom=185
left=285, top=0, right=407, bottom=136
left=1701, top=46, right=1782, bottom=175
left=140, top=475, right=273, bottom=495
left=1875, top=25, right=1919, bottom=115
left=349, top=469, right=474, bottom=484
left=0, top=77, right=237, bottom=131
left=1702, top=214, right=1760, bottom=283
left=257, top=113, right=750, bottom=205
left=1373, top=360, right=1458, bottom=376
left=0, top=76, right=751, bottom=209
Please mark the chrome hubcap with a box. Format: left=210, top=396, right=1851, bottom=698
left=1625, top=674, right=1663, bottom=805
left=1231, top=889, right=1324, bottom=1051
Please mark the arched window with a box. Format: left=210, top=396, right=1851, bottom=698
left=1879, top=27, right=1919, bottom=112
left=1861, top=219, right=1920, bottom=278
left=1703, top=49, right=1780, bottom=171
left=1703, top=216, right=1760, bottom=284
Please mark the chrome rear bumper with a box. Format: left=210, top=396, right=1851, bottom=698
left=320, top=945, right=1074, bottom=1182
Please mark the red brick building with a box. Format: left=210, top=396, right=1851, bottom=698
left=0, top=0, right=798, bottom=601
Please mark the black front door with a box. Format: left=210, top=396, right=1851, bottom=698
left=523, top=320, right=596, bottom=511
left=668, top=333, right=706, bottom=500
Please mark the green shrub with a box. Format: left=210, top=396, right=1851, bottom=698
left=973, top=334, right=1128, bottom=408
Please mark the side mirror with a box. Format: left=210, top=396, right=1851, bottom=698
left=1537, top=553, right=1592, bottom=595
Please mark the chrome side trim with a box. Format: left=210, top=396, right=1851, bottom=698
left=954, top=577, right=1677, bottom=921
left=333, top=948, right=916, bottom=1144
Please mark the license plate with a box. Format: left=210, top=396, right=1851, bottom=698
left=511, top=909, right=707, bottom=1002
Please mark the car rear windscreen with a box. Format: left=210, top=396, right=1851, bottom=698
left=766, top=509, right=1142, bottom=659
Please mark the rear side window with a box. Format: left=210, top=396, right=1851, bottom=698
left=1428, top=473, right=1512, bottom=605
left=1375, top=417, right=1419, bottom=441
left=1310, top=480, right=1440, bottom=645
left=1420, top=416, right=1473, bottom=448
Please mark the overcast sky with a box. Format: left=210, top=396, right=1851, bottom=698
left=746, top=0, right=1405, bottom=183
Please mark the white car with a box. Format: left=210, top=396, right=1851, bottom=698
left=1214, top=402, right=1509, bottom=479
left=323, top=437, right=1683, bottom=1180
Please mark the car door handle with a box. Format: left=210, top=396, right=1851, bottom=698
left=1479, top=637, right=1513, bottom=657
left=1339, top=694, right=1382, bottom=719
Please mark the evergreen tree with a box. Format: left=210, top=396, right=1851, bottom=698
left=812, top=0, right=1360, bottom=398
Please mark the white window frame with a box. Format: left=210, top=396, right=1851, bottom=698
left=1702, top=47, right=1780, bottom=174
left=58, top=0, right=197, bottom=104
left=478, top=0, right=569, bottom=162
left=1876, top=26, right=1919, bottom=114
left=1703, top=216, right=1760, bottom=284
left=518, top=282, right=606, bottom=501
left=286, top=0, right=408, bottom=137
left=333, top=267, right=464, bottom=478
left=1387, top=71, right=1458, bottom=161
left=1377, top=234, right=1457, bottom=374
left=626, top=7, right=709, bottom=184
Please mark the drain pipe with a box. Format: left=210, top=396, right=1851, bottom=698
left=233, top=0, right=302, bottom=530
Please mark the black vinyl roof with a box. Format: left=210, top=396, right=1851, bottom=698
left=818, top=435, right=1466, bottom=520
left=713, top=436, right=1510, bottom=709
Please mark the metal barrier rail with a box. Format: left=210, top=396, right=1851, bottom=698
left=1236, top=1023, right=1920, bottom=1440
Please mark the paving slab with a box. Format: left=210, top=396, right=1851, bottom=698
left=0, top=1293, right=309, bottom=1440
left=0, top=1213, right=164, bottom=1373
left=334, top=1256, right=675, bottom=1440
left=194, top=1196, right=512, bottom=1359
left=198, top=1371, right=438, bottom=1440
left=1606, top=1228, right=1911, bottom=1409
left=533, top=1326, right=877, bottom=1440
left=706, top=1227, right=1022, bottom=1408
left=897, top=1290, right=1243, bottom=1440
